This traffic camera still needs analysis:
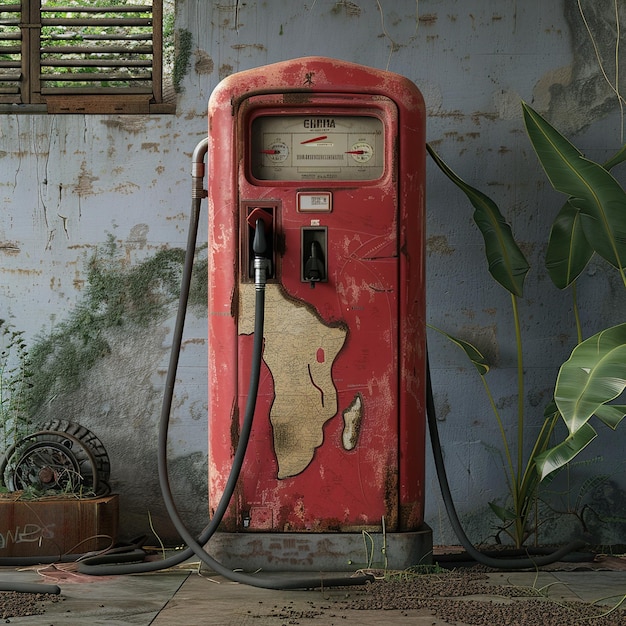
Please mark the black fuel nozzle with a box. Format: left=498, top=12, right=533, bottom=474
left=304, top=240, right=325, bottom=288
left=253, top=217, right=267, bottom=257
left=250, top=214, right=272, bottom=290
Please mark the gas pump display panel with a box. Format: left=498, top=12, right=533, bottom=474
left=249, top=113, right=385, bottom=181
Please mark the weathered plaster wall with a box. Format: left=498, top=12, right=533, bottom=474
left=1, top=1, right=625, bottom=547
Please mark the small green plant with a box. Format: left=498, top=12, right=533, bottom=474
left=427, top=138, right=542, bottom=547
left=427, top=103, right=626, bottom=547
left=0, top=320, right=33, bottom=460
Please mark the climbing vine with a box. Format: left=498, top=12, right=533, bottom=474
left=25, top=236, right=207, bottom=416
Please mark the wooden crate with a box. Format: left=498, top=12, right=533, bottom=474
left=0, top=494, right=118, bottom=558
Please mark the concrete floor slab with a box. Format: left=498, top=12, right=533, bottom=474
left=0, top=569, right=188, bottom=626
left=1, top=565, right=626, bottom=625
left=151, top=572, right=455, bottom=626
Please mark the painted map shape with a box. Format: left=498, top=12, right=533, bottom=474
left=239, top=284, right=346, bottom=478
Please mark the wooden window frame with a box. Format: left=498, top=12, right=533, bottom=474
left=0, top=0, right=174, bottom=114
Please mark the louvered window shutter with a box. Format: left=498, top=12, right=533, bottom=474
left=0, top=1, right=167, bottom=114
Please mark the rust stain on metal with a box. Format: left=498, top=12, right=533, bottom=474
left=0, top=496, right=118, bottom=558
left=283, top=92, right=314, bottom=106
left=399, top=501, right=422, bottom=530
left=140, top=142, right=159, bottom=153
left=383, top=465, right=399, bottom=530
left=229, top=401, right=240, bottom=456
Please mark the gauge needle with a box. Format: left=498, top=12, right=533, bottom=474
left=260, top=149, right=280, bottom=154
left=345, top=150, right=366, bottom=154
left=300, top=135, right=328, bottom=144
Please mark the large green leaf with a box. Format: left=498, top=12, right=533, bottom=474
left=535, top=422, right=598, bottom=480
left=545, top=143, right=625, bottom=290
left=554, top=323, right=626, bottom=434
left=594, top=404, right=626, bottom=430
left=602, top=143, right=626, bottom=171
left=523, top=102, right=626, bottom=270
left=488, top=501, right=516, bottom=522
left=546, top=201, right=593, bottom=289
left=427, top=144, right=529, bottom=296
left=427, top=324, right=490, bottom=376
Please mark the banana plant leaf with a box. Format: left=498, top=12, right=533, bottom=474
left=427, top=324, right=490, bottom=376
left=518, top=403, right=560, bottom=493
left=535, top=422, right=598, bottom=480
left=602, top=143, right=626, bottom=171
left=545, top=201, right=594, bottom=289
left=593, top=404, right=626, bottom=430
left=554, top=322, right=626, bottom=434
left=523, top=102, right=626, bottom=271
left=427, top=144, right=529, bottom=297
left=545, top=142, right=626, bottom=289
left=488, top=501, right=516, bottom=522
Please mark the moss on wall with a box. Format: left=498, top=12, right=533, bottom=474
left=26, top=236, right=207, bottom=416
left=173, top=28, right=193, bottom=93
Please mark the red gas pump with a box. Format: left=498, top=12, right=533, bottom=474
left=207, top=57, right=430, bottom=571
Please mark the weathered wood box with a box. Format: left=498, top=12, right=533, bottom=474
left=0, top=494, right=119, bottom=558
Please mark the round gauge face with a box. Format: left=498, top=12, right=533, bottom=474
left=249, top=115, right=384, bottom=181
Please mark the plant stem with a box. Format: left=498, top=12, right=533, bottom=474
left=480, top=376, right=516, bottom=498
left=571, top=281, right=583, bottom=344
left=511, top=294, right=524, bottom=488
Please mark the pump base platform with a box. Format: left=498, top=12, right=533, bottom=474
left=203, top=526, right=432, bottom=572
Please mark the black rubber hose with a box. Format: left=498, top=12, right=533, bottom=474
left=156, top=280, right=371, bottom=589
left=426, top=352, right=589, bottom=569
left=79, top=146, right=372, bottom=589
left=0, top=581, right=60, bottom=595
left=78, top=197, right=207, bottom=577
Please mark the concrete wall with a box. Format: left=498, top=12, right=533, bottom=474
left=1, top=0, right=625, bottom=547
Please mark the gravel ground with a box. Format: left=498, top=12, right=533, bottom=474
left=339, top=571, right=626, bottom=626
left=0, top=591, right=62, bottom=620
left=261, top=570, right=625, bottom=626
